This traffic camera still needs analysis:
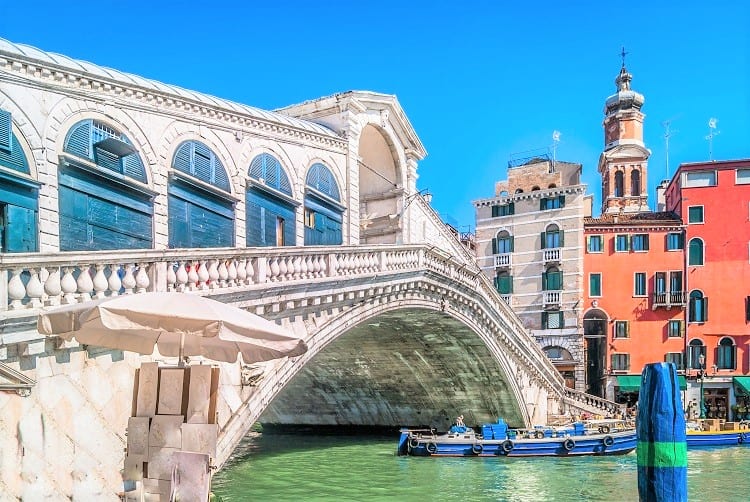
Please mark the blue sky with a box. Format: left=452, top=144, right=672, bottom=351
left=1, top=1, right=748, bottom=229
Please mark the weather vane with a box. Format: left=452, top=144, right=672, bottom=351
left=620, top=46, right=629, bottom=69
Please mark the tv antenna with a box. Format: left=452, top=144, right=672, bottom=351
left=661, top=118, right=678, bottom=179
left=705, top=118, right=720, bottom=161
left=551, top=130, right=561, bottom=172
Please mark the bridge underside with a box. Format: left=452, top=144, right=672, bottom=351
left=260, top=308, right=525, bottom=429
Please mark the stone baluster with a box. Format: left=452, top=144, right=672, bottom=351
left=44, top=267, right=62, bottom=306
left=76, top=265, right=94, bottom=302
left=292, top=256, right=302, bottom=281
left=122, top=264, right=137, bottom=295
left=24, top=268, right=44, bottom=309
left=175, top=262, right=188, bottom=291
left=300, top=255, right=309, bottom=279
left=246, top=258, right=256, bottom=284
left=60, top=267, right=78, bottom=304
left=236, top=258, right=247, bottom=285
left=269, top=257, right=280, bottom=282
left=187, top=262, right=199, bottom=290
left=91, top=265, right=108, bottom=299
left=135, top=264, right=150, bottom=293
left=197, top=260, right=210, bottom=289
left=318, top=254, right=327, bottom=278
left=108, top=264, right=123, bottom=296
left=7, top=268, right=27, bottom=310
left=277, top=256, right=288, bottom=282
left=166, top=263, right=177, bottom=291
left=207, top=260, right=220, bottom=290
left=225, top=259, right=236, bottom=287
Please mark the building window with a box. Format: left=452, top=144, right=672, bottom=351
left=737, top=169, right=750, bottom=185
left=688, top=206, right=704, bottom=223
left=666, top=232, right=683, bottom=250
left=689, top=290, right=708, bottom=323
left=746, top=296, right=750, bottom=322
left=684, top=170, right=717, bottom=187
left=495, top=273, right=513, bottom=295
left=665, top=352, right=684, bottom=370
left=631, top=234, right=649, bottom=251
left=541, top=225, right=563, bottom=249
left=587, top=235, right=603, bottom=253
left=542, top=311, right=564, bottom=329
left=668, top=320, right=683, bottom=338
left=304, top=208, right=315, bottom=228
left=688, top=340, right=706, bottom=369
left=491, top=202, right=514, bottom=217
left=611, top=353, right=630, bottom=371
left=614, top=320, right=629, bottom=339
left=634, top=272, right=647, bottom=296
left=493, top=232, right=514, bottom=254
left=543, top=267, right=563, bottom=291
left=614, top=171, right=624, bottom=197
left=589, top=273, right=602, bottom=297
left=688, top=238, right=704, bottom=265
left=717, top=337, right=736, bottom=370
left=631, top=170, right=641, bottom=196
left=615, top=234, right=629, bottom=252
left=540, top=195, right=565, bottom=210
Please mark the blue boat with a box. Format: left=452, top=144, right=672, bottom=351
left=686, top=422, right=750, bottom=448
left=398, top=419, right=637, bottom=457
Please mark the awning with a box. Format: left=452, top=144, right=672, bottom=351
left=616, top=375, right=687, bottom=392
left=734, top=376, right=750, bottom=395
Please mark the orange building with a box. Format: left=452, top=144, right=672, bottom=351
left=583, top=62, right=687, bottom=403
left=664, top=159, right=750, bottom=420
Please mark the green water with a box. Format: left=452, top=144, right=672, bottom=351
left=212, top=432, right=750, bottom=501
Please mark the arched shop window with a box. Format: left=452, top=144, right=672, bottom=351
left=168, top=140, right=234, bottom=248
left=0, top=108, right=39, bottom=252
left=60, top=119, right=153, bottom=251
left=304, top=163, right=344, bottom=245
left=246, top=153, right=297, bottom=247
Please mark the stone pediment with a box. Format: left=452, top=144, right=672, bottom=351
left=601, top=143, right=651, bottom=161
left=0, top=362, right=35, bottom=396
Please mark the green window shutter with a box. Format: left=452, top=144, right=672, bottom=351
left=508, top=275, right=513, bottom=293
left=542, top=272, right=548, bottom=291
left=510, top=236, right=514, bottom=252
left=492, top=205, right=499, bottom=217
left=689, top=298, right=696, bottom=321
left=0, top=109, right=11, bottom=153
left=540, top=198, right=545, bottom=211
left=558, top=195, right=566, bottom=207
left=492, top=237, right=498, bottom=254
left=494, top=276, right=500, bottom=290
left=703, top=297, right=709, bottom=322
left=540, top=232, right=546, bottom=249
left=559, top=230, right=565, bottom=247
left=558, top=271, right=563, bottom=290
left=625, top=321, right=630, bottom=337
left=508, top=202, right=515, bottom=215
left=542, top=311, right=548, bottom=328
left=644, top=235, right=650, bottom=250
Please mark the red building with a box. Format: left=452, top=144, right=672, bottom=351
left=664, top=159, right=750, bottom=419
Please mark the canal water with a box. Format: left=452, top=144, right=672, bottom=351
left=212, top=431, right=750, bottom=501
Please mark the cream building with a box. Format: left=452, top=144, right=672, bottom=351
left=474, top=158, right=592, bottom=390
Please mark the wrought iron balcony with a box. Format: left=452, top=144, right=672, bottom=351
left=542, top=248, right=561, bottom=265
left=652, top=290, right=687, bottom=310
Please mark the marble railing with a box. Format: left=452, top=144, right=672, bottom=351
left=563, top=387, right=621, bottom=415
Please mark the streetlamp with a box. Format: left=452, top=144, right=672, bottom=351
left=698, top=354, right=707, bottom=419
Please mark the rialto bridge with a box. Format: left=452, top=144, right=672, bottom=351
left=0, top=39, right=617, bottom=499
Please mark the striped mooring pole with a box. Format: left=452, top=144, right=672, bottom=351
left=637, top=362, right=687, bottom=502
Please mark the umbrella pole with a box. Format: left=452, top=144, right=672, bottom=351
left=178, top=331, right=185, bottom=367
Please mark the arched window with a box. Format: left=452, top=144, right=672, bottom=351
left=246, top=153, right=295, bottom=247
left=689, top=290, right=708, bottom=323
left=0, top=108, right=38, bottom=252
left=543, top=265, right=562, bottom=291
left=548, top=184, right=557, bottom=189
left=717, top=337, right=736, bottom=370
left=688, top=339, right=705, bottom=369
left=543, top=346, right=573, bottom=361
left=515, top=188, right=524, bottom=194
left=493, top=230, right=513, bottom=254
left=59, top=119, right=152, bottom=251
left=531, top=186, right=541, bottom=191
left=688, top=238, right=704, bottom=265
left=542, top=224, right=563, bottom=249
left=631, top=170, right=641, bottom=196
left=304, top=163, right=343, bottom=245
left=495, top=271, right=513, bottom=294
left=614, top=171, right=624, bottom=197
left=168, top=141, right=234, bottom=248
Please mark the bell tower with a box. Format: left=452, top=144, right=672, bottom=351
left=598, top=49, right=651, bottom=214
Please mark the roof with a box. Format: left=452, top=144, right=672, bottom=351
left=0, top=38, right=336, bottom=138
left=585, top=211, right=683, bottom=227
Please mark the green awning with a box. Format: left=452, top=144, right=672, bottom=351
left=734, top=376, right=750, bottom=395
left=617, top=375, right=686, bottom=392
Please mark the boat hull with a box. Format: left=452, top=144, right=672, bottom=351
left=686, top=430, right=750, bottom=448
left=399, top=429, right=637, bottom=457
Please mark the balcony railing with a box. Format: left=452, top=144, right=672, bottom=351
left=543, top=290, right=561, bottom=308
left=500, top=294, right=512, bottom=305
left=652, top=290, right=687, bottom=310
left=494, top=253, right=512, bottom=268
left=542, top=248, right=561, bottom=264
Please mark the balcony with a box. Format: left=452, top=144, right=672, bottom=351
left=652, top=290, right=687, bottom=310
left=542, top=248, right=561, bottom=265
left=494, top=253, right=512, bottom=269
left=543, top=290, right=561, bottom=309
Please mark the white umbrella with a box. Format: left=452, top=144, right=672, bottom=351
left=37, top=292, right=307, bottom=364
